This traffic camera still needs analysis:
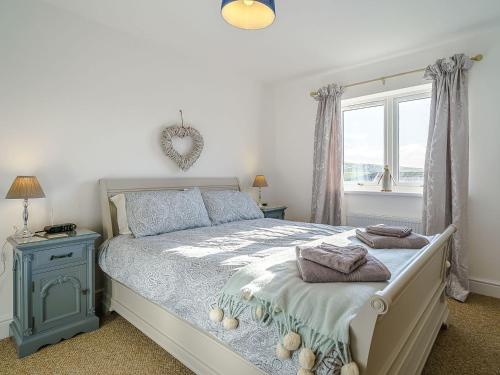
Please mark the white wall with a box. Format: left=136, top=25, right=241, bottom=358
left=467, top=30, right=500, bottom=298
left=0, top=1, right=264, bottom=337
left=264, top=26, right=500, bottom=297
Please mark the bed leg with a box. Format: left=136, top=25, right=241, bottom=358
left=441, top=318, right=449, bottom=330
left=102, top=303, right=114, bottom=315
left=101, top=292, right=115, bottom=315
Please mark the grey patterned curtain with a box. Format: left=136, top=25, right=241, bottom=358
left=311, top=84, right=344, bottom=225
left=423, top=54, right=473, bottom=302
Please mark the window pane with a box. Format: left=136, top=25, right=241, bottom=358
left=398, top=98, right=430, bottom=185
left=343, top=105, right=385, bottom=184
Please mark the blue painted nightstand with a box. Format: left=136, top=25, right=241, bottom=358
left=8, top=229, right=100, bottom=357
left=261, top=205, right=287, bottom=220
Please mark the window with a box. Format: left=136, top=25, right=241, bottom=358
left=342, top=85, right=431, bottom=191
left=343, top=104, right=385, bottom=184
left=396, top=97, right=431, bottom=184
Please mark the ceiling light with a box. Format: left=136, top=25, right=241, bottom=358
left=221, top=0, right=276, bottom=30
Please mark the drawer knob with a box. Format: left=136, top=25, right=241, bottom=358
left=50, top=252, right=73, bottom=261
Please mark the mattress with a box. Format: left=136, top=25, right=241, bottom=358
left=98, top=218, right=421, bottom=374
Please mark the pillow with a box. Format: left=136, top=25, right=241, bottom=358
left=125, top=188, right=211, bottom=238
left=110, top=194, right=132, bottom=235
left=201, top=190, right=264, bottom=225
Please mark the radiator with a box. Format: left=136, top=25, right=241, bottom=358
left=346, top=214, right=423, bottom=234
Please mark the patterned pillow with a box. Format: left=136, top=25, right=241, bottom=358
left=202, top=190, right=264, bottom=225
left=125, top=188, right=211, bottom=238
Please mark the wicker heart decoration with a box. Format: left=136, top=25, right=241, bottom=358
left=161, top=125, right=204, bottom=171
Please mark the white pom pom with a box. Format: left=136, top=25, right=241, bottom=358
left=283, top=331, right=301, bottom=351
left=222, top=317, right=239, bottom=330
left=298, top=348, right=316, bottom=370
left=255, top=305, right=264, bottom=319
left=209, top=307, right=224, bottom=323
left=341, top=362, right=359, bottom=375
left=241, top=288, right=253, bottom=301
left=275, top=342, right=291, bottom=359
left=297, top=368, right=314, bottom=375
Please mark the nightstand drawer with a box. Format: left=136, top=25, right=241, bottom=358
left=264, top=210, right=285, bottom=219
left=261, top=206, right=287, bottom=220
left=33, top=243, right=86, bottom=270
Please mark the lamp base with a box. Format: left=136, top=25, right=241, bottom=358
left=14, top=228, right=35, bottom=238
left=15, top=226, right=34, bottom=239
left=15, top=199, right=34, bottom=238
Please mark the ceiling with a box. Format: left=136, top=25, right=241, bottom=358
left=43, top=0, right=500, bottom=82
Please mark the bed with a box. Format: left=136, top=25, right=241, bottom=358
left=98, top=177, right=455, bottom=375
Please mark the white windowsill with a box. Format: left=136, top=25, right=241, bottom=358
left=344, top=185, right=423, bottom=198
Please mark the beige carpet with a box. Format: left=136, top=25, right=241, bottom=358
left=422, top=294, right=500, bottom=375
left=1, top=294, right=498, bottom=375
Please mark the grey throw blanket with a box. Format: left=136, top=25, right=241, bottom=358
left=356, top=229, right=429, bottom=249
left=366, top=224, right=412, bottom=238
left=296, top=247, right=391, bottom=283
left=300, top=243, right=367, bottom=274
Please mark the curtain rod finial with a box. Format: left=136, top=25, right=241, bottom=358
left=471, top=54, right=483, bottom=61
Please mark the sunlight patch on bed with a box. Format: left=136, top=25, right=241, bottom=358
left=160, top=239, right=255, bottom=258
left=232, top=224, right=312, bottom=240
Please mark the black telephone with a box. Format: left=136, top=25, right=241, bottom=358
left=43, top=223, right=77, bottom=234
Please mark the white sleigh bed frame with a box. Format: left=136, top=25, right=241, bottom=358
left=99, top=177, right=455, bottom=375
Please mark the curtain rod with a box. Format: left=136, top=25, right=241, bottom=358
left=309, top=54, right=483, bottom=98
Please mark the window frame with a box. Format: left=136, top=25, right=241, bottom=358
left=341, top=85, right=432, bottom=191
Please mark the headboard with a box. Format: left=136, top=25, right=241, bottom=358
left=99, top=177, right=241, bottom=240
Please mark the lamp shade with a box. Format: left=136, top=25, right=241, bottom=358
left=5, top=176, right=45, bottom=199
left=221, top=0, right=275, bottom=30
left=252, top=175, right=268, bottom=188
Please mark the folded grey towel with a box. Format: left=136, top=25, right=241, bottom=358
left=299, top=243, right=367, bottom=274
left=296, top=247, right=391, bottom=283
left=356, top=229, right=429, bottom=249
left=366, top=224, right=412, bottom=238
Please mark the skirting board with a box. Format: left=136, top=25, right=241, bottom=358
left=0, top=315, right=12, bottom=340
left=469, top=277, right=500, bottom=299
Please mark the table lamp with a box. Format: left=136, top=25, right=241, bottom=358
left=252, top=175, right=268, bottom=206
left=5, top=176, right=46, bottom=238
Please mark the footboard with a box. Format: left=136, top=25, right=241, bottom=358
left=350, top=225, right=456, bottom=375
